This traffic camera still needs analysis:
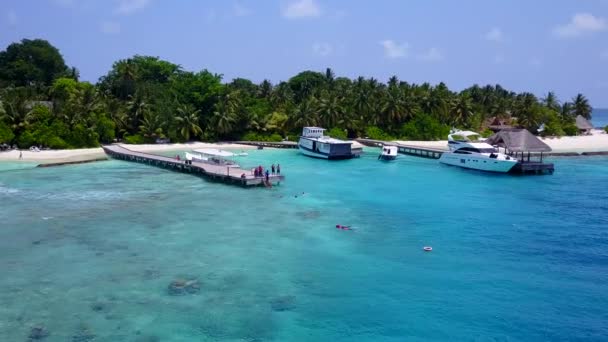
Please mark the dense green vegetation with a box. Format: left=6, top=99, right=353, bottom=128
left=0, top=39, right=594, bottom=148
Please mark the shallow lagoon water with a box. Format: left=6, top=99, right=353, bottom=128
left=1, top=149, right=607, bottom=341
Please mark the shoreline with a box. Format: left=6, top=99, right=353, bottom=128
left=0, top=142, right=256, bottom=164
left=1, top=133, right=608, bottom=165
left=394, top=129, right=608, bottom=155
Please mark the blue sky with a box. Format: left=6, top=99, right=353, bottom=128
left=2, top=0, right=608, bottom=106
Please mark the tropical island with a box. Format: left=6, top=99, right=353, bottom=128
left=1, top=38, right=606, bottom=162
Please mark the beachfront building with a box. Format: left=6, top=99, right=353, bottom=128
left=485, top=128, right=554, bottom=174
left=575, top=115, right=594, bottom=135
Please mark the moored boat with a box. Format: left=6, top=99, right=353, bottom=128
left=185, top=148, right=240, bottom=168
left=439, top=131, right=517, bottom=173
left=378, top=145, right=398, bottom=161
left=298, top=127, right=362, bottom=160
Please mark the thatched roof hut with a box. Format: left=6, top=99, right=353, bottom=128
left=575, top=115, right=593, bottom=134
left=486, top=128, right=551, bottom=152
left=487, top=117, right=513, bottom=132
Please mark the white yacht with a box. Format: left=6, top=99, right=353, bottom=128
left=185, top=149, right=240, bottom=168
left=378, top=145, right=398, bottom=161
left=298, top=127, right=362, bottom=159
left=439, top=131, right=517, bottom=173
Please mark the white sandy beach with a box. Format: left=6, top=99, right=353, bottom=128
left=1, top=132, right=607, bottom=164
left=0, top=142, right=255, bottom=163
left=395, top=129, right=608, bottom=153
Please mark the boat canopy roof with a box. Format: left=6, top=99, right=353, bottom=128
left=193, top=148, right=235, bottom=157
left=448, top=131, right=481, bottom=141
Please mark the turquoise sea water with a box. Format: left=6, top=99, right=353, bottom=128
left=1, top=149, right=608, bottom=341
left=592, top=108, right=608, bottom=128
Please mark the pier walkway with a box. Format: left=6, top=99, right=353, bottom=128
left=102, top=145, right=284, bottom=187
left=230, top=141, right=298, bottom=149
left=356, top=139, right=445, bottom=159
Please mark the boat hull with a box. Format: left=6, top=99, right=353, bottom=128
left=298, top=146, right=357, bottom=160
left=298, top=137, right=360, bottom=160
left=378, top=154, right=397, bottom=161
left=439, top=153, right=517, bottom=173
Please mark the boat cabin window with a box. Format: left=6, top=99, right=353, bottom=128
left=455, top=147, right=497, bottom=154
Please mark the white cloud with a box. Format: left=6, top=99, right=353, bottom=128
left=282, top=0, right=321, bottom=19
left=553, top=13, right=606, bottom=38
left=417, top=47, right=443, bottom=62
left=100, top=21, right=121, bottom=34
left=485, top=27, right=504, bottom=42
left=7, top=10, right=17, bottom=26
left=233, top=2, right=251, bottom=17
left=115, top=0, right=151, bottom=15
left=312, top=42, right=332, bottom=56
left=380, top=40, right=408, bottom=59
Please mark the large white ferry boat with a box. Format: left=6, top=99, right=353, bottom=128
left=298, top=127, right=362, bottom=160
left=439, top=131, right=517, bottom=173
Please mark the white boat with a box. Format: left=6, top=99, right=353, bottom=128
left=439, top=131, right=517, bottom=173
left=185, top=148, right=240, bottom=168
left=378, top=145, right=398, bottom=161
left=298, top=127, right=362, bottom=160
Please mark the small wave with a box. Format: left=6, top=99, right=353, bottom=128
left=0, top=185, right=20, bottom=195
left=41, top=216, right=54, bottom=220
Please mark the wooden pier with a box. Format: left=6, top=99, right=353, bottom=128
left=231, top=141, right=298, bottom=149
left=356, top=139, right=445, bottom=159
left=102, top=145, right=284, bottom=187
left=512, top=161, right=554, bottom=175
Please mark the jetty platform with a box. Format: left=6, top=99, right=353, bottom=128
left=231, top=141, right=298, bottom=149
left=357, top=138, right=554, bottom=174
left=102, top=145, right=284, bottom=187
left=356, top=139, right=445, bottom=159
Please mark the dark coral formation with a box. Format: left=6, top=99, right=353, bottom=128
left=270, top=295, right=297, bottom=311
left=28, top=325, right=49, bottom=340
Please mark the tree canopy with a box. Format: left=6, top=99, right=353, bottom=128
left=0, top=38, right=596, bottom=148
left=0, top=39, right=75, bottom=87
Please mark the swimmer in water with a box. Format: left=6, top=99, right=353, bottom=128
left=335, top=224, right=352, bottom=230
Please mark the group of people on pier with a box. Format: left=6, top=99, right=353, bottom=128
left=253, top=164, right=281, bottom=181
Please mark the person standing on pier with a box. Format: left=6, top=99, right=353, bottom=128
left=277, top=164, right=281, bottom=175
left=265, top=169, right=270, bottom=182
left=271, top=164, right=275, bottom=174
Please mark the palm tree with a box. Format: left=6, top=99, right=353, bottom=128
left=139, top=111, right=166, bottom=141
left=450, top=92, right=474, bottom=127
left=211, top=92, right=241, bottom=136
left=317, top=92, right=344, bottom=128
left=542, top=91, right=560, bottom=112
left=572, top=93, right=592, bottom=120
left=126, top=94, right=148, bottom=133
left=382, top=87, right=405, bottom=127
left=258, top=79, right=273, bottom=99
left=289, top=97, right=319, bottom=129
left=0, top=88, right=34, bottom=134
left=175, top=104, right=202, bottom=141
